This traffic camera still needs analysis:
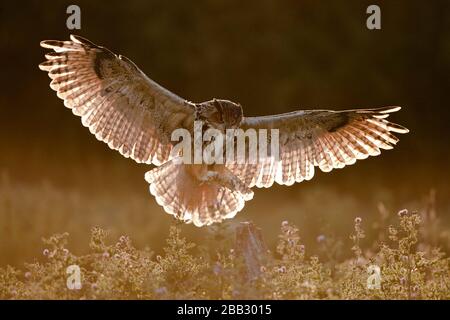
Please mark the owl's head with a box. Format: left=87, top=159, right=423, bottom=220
left=197, top=99, right=243, bottom=130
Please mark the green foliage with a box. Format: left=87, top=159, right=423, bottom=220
left=1, top=210, right=449, bottom=300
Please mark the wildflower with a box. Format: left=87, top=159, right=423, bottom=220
left=317, top=234, right=326, bottom=243
left=43, top=249, right=50, bottom=256
left=278, top=266, right=287, bottom=273
left=281, top=220, right=289, bottom=227
left=398, top=209, right=409, bottom=217
left=260, top=266, right=267, bottom=273
left=24, top=272, right=31, bottom=279
left=155, top=287, right=168, bottom=295
left=355, top=217, right=362, bottom=224
left=213, top=263, right=222, bottom=276
left=102, top=252, right=110, bottom=258
left=62, top=248, right=69, bottom=255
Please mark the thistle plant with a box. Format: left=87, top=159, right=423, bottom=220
left=0, top=208, right=448, bottom=300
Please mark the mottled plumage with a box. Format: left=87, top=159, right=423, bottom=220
left=40, top=35, right=409, bottom=226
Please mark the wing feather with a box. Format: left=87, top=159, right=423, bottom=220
left=229, top=107, right=408, bottom=188
left=40, top=35, right=195, bottom=165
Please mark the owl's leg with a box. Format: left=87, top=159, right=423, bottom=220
left=198, top=165, right=253, bottom=201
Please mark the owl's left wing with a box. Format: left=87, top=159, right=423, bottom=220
left=39, top=35, right=195, bottom=166
left=226, top=106, right=408, bottom=188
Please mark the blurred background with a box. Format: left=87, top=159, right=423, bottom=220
left=0, top=0, right=449, bottom=266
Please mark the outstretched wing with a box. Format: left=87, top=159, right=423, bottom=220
left=227, top=106, right=409, bottom=188
left=39, top=35, right=195, bottom=165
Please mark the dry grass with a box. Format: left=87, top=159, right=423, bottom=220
left=0, top=212, right=449, bottom=299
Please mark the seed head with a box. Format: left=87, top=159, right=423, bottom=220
left=398, top=209, right=409, bottom=217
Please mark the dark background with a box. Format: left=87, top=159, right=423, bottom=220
left=0, top=0, right=449, bottom=265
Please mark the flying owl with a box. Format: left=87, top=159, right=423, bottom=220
left=39, top=35, right=409, bottom=227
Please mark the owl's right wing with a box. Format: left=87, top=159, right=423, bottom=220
left=40, top=35, right=195, bottom=166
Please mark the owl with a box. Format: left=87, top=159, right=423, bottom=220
left=40, top=35, right=409, bottom=227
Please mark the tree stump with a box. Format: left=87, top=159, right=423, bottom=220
left=235, top=221, right=268, bottom=280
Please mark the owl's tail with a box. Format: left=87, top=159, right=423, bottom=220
left=144, top=159, right=253, bottom=227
